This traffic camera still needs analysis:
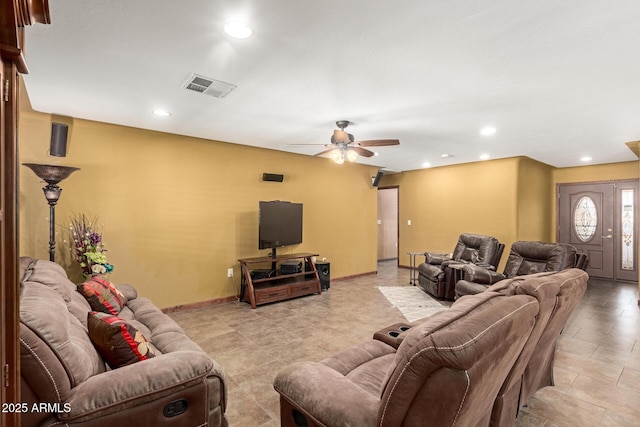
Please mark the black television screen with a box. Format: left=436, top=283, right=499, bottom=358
left=259, top=201, right=303, bottom=250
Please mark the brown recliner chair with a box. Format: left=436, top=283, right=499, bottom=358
left=455, top=241, right=579, bottom=299
left=274, top=291, right=539, bottom=427
left=417, top=233, right=504, bottom=300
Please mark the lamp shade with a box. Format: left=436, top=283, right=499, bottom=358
left=23, top=163, right=80, bottom=185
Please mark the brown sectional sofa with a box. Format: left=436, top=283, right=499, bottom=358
left=274, top=268, right=588, bottom=427
left=19, top=257, right=227, bottom=426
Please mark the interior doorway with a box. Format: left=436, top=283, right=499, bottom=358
left=377, top=187, right=398, bottom=261
left=558, top=180, right=638, bottom=281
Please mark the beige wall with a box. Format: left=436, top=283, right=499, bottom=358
left=517, top=158, right=554, bottom=242
left=19, top=110, right=379, bottom=309
left=381, top=157, right=536, bottom=269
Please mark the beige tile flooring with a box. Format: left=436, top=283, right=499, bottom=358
left=168, top=262, right=640, bottom=426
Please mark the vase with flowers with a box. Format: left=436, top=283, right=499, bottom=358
left=70, top=214, right=114, bottom=278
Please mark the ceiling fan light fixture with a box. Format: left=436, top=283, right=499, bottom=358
left=330, top=149, right=344, bottom=164
left=346, top=149, right=359, bottom=162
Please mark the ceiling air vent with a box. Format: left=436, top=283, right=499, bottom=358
left=181, top=73, right=237, bottom=98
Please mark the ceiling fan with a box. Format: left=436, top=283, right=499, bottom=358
left=295, top=120, right=400, bottom=164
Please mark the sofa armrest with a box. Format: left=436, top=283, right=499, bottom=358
left=274, top=361, right=379, bottom=427
left=424, top=252, right=450, bottom=265
left=462, top=264, right=505, bottom=284
left=59, top=351, right=226, bottom=423
left=474, top=263, right=496, bottom=271
left=115, top=283, right=138, bottom=301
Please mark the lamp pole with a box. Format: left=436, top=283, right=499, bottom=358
left=42, top=182, right=62, bottom=261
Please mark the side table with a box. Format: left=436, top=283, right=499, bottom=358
left=407, top=252, right=424, bottom=285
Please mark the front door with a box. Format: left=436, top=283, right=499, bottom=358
left=558, top=180, right=638, bottom=281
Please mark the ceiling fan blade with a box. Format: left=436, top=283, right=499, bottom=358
left=288, top=143, right=330, bottom=146
left=357, top=139, right=400, bottom=147
left=314, top=147, right=338, bottom=157
left=351, top=147, right=375, bottom=157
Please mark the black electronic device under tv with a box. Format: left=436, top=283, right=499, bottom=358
left=259, top=200, right=303, bottom=258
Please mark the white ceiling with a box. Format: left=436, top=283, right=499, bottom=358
left=22, top=0, right=640, bottom=172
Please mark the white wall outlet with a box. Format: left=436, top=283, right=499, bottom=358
left=227, top=268, right=234, bottom=278
left=407, top=219, right=412, bottom=225
left=377, top=219, right=382, bottom=224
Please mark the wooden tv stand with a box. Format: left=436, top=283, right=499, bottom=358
left=238, top=252, right=321, bottom=309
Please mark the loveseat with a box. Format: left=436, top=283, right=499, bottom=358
left=274, top=268, right=588, bottom=427
left=19, top=257, right=227, bottom=427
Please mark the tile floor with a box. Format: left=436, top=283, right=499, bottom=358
left=168, top=261, right=640, bottom=426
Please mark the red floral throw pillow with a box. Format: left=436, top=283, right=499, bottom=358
left=87, top=312, right=155, bottom=368
left=77, top=276, right=126, bottom=315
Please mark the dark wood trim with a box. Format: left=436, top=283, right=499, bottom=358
left=161, top=295, right=239, bottom=314
left=1, top=2, right=50, bottom=425
left=0, top=44, right=27, bottom=74
left=332, top=270, right=377, bottom=282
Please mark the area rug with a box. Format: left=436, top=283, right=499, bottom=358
left=377, top=286, right=448, bottom=322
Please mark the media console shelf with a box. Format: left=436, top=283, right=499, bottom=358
left=238, top=252, right=321, bottom=308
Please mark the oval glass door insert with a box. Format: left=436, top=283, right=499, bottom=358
left=574, top=196, right=597, bottom=242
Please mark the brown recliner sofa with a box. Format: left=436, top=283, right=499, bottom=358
left=19, top=257, right=228, bottom=426
left=483, top=268, right=588, bottom=425
left=274, top=288, right=540, bottom=426
left=417, top=233, right=504, bottom=300
left=455, top=241, right=579, bottom=298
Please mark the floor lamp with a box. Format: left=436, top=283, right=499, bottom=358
left=23, top=163, right=80, bottom=262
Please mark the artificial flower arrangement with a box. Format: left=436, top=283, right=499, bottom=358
left=70, top=214, right=114, bottom=277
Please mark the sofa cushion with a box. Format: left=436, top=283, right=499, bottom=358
left=87, top=312, right=156, bottom=368
left=78, top=276, right=127, bottom=315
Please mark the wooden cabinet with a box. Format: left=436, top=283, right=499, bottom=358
left=238, top=253, right=321, bottom=308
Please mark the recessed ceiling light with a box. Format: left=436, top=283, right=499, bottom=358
left=440, top=153, right=453, bottom=158
left=422, top=162, right=431, bottom=168
left=224, top=21, right=253, bottom=39
left=152, top=110, right=171, bottom=117
left=580, top=156, right=592, bottom=162
left=480, top=127, right=497, bottom=136
left=479, top=153, right=491, bottom=160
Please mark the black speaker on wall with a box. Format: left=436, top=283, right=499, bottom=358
left=372, top=169, right=383, bottom=187
left=315, top=261, right=330, bottom=291
left=50, top=123, right=69, bottom=157
left=262, top=173, right=284, bottom=182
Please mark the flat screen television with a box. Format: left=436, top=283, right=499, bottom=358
left=259, top=201, right=303, bottom=257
